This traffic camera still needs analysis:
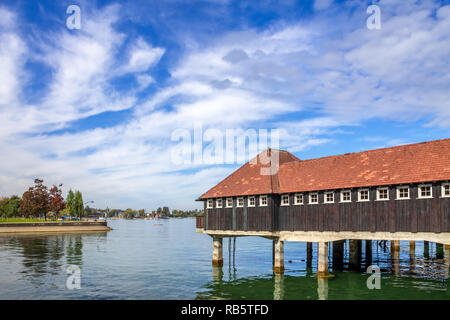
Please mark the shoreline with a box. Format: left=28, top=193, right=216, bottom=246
left=0, top=221, right=111, bottom=234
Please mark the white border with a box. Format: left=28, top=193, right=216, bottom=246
left=309, top=192, right=319, bottom=205
left=248, top=196, right=256, bottom=207
left=396, top=185, right=410, bottom=200
left=418, top=184, right=432, bottom=199
left=294, top=193, right=303, bottom=205
left=216, top=198, right=223, bottom=208
left=259, top=195, right=268, bottom=207
left=340, top=190, right=352, bottom=203
left=358, top=188, right=370, bottom=202
left=281, top=194, right=290, bottom=206
left=441, top=183, right=450, bottom=198
left=324, top=191, right=334, bottom=204
left=376, top=187, right=389, bottom=201
left=226, top=197, right=233, bottom=208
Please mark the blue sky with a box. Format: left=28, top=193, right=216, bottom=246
left=0, top=0, right=449, bottom=210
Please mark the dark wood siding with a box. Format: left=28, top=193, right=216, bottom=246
left=203, top=181, right=450, bottom=233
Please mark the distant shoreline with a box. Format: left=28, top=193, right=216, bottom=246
left=0, top=221, right=111, bottom=234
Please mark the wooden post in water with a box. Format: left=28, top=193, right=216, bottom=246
left=332, top=240, right=344, bottom=270
left=409, top=241, right=415, bottom=256
left=391, top=240, right=400, bottom=275
left=365, top=240, right=372, bottom=269
left=349, top=240, right=361, bottom=271
left=317, top=241, right=329, bottom=277
left=409, top=241, right=416, bottom=273
left=436, top=243, right=444, bottom=259
left=424, top=241, right=430, bottom=259
left=306, top=242, right=313, bottom=269
left=212, top=236, right=223, bottom=266
left=444, top=245, right=450, bottom=275
left=273, top=238, right=284, bottom=273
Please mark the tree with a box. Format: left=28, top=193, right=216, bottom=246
left=74, top=191, right=83, bottom=219
left=0, top=197, right=10, bottom=218
left=4, top=195, right=21, bottom=217
left=20, top=179, right=50, bottom=219
left=162, top=206, right=171, bottom=216
left=66, top=190, right=75, bottom=216
left=49, top=184, right=65, bottom=215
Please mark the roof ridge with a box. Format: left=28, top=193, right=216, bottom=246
left=283, top=138, right=450, bottom=165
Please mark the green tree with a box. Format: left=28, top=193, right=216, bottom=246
left=162, top=206, right=171, bottom=216
left=0, top=197, right=10, bottom=218
left=66, top=190, right=75, bottom=216
left=4, top=195, right=21, bottom=217
left=74, top=191, right=83, bottom=219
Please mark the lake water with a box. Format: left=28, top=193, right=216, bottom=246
left=0, top=218, right=449, bottom=299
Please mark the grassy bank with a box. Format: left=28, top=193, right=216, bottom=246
left=0, top=218, right=60, bottom=223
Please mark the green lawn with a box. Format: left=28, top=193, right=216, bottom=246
left=0, top=218, right=60, bottom=223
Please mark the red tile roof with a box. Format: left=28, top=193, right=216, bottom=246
left=199, top=138, right=450, bottom=199
left=199, top=150, right=299, bottom=199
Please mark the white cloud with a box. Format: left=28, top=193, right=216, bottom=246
left=123, top=37, right=165, bottom=73
left=0, top=1, right=449, bottom=210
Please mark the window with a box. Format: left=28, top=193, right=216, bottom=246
left=260, top=195, right=268, bottom=206
left=226, top=198, right=233, bottom=208
left=237, top=197, right=244, bottom=207
left=397, top=186, right=410, bottom=199
left=216, top=198, right=223, bottom=208
left=248, top=196, right=255, bottom=207
left=324, top=192, right=334, bottom=204
left=309, top=193, right=318, bottom=204
left=281, top=194, right=290, bottom=206
left=358, top=189, right=369, bottom=202
left=294, top=193, right=303, bottom=205
left=442, top=183, right=450, bottom=197
left=207, top=199, right=213, bottom=209
left=376, top=187, right=389, bottom=200
left=340, top=190, right=351, bottom=203
left=418, top=184, right=432, bottom=199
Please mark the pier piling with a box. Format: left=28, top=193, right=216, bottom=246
left=306, top=242, right=313, bottom=268
left=365, top=240, right=372, bottom=268
left=332, top=240, right=344, bottom=270
left=436, top=243, right=444, bottom=259
left=391, top=240, right=400, bottom=275
left=317, top=241, right=329, bottom=277
left=273, top=238, right=285, bottom=273
left=349, top=240, right=361, bottom=271
left=424, top=241, right=430, bottom=259
left=212, top=236, right=223, bottom=266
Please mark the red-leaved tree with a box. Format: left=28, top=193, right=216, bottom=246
left=49, top=184, right=65, bottom=214
left=20, top=179, right=50, bottom=219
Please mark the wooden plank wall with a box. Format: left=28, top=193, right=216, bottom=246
left=277, top=182, right=450, bottom=233
left=203, top=182, right=450, bottom=233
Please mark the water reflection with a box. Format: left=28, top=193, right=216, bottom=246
left=0, top=232, right=107, bottom=286
left=273, top=273, right=284, bottom=300
left=198, top=240, right=450, bottom=300
left=317, top=277, right=328, bottom=300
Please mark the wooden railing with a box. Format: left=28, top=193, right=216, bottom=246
left=196, top=215, right=205, bottom=229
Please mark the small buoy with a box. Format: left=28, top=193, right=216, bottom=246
left=288, top=260, right=292, bottom=263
